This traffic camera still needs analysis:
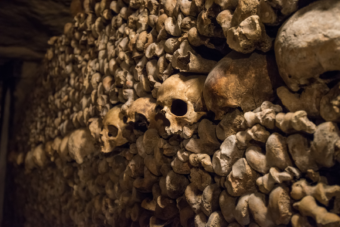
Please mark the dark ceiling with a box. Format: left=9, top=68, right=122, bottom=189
left=0, top=0, right=72, bottom=66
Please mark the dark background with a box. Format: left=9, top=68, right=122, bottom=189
left=0, top=0, right=73, bottom=225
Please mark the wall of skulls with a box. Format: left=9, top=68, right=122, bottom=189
left=7, top=0, right=340, bottom=226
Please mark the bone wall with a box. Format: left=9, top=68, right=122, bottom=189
left=6, top=0, right=340, bottom=226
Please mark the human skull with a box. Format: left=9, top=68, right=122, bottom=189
left=274, top=0, right=340, bottom=92
left=68, top=128, right=97, bottom=164
left=204, top=51, right=278, bottom=120
left=100, top=105, right=129, bottom=153
left=88, top=118, right=102, bottom=143
left=156, top=74, right=207, bottom=135
left=125, top=97, right=169, bottom=138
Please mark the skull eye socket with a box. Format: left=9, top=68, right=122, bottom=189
left=155, top=105, right=163, bottom=113
left=134, top=113, right=149, bottom=132
left=123, top=116, right=127, bottom=123
left=107, top=125, right=118, bottom=137
left=171, top=99, right=188, bottom=116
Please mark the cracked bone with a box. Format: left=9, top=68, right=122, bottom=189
left=245, top=133, right=292, bottom=174
left=227, top=15, right=272, bottom=54
left=212, top=135, right=245, bottom=176
left=256, top=166, right=300, bottom=194
left=236, top=124, right=270, bottom=149
left=216, top=109, right=246, bottom=141
left=244, top=108, right=276, bottom=130
left=225, top=158, right=259, bottom=197
left=277, top=83, right=329, bottom=118
left=248, top=187, right=292, bottom=227
left=293, top=195, right=340, bottom=227
left=172, top=40, right=217, bottom=73
left=183, top=119, right=220, bottom=155
left=275, top=111, right=316, bottom=134
left=189, top=154, right=213, bottom=173
left=291, top=179, right=340, bottom=207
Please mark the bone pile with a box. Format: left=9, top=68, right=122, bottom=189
left=7, top=0, right=340, bottom=226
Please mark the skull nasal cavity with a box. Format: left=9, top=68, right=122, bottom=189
left=171, top=99, right=188, bottom=116
left=108, top=125, right=118, bottom=137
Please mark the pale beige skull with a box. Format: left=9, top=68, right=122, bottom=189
left=157, top=73, right=207, bottom=135
left=100, top=105, right=128, bottom=153
left=125, top=97, right=169, bottom=138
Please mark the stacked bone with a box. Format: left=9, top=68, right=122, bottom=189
left=10, top=0, right=306, bottom=153
left=11, top=99, right=340, bottom=227
left=7, top=0, right=340, bottom=227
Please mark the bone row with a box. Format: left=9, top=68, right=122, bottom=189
left=9, top=0, right=340, bottom=226
left=9, top=100, right=340, bottom=227
left=13, top=0, right=340, bottom=154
